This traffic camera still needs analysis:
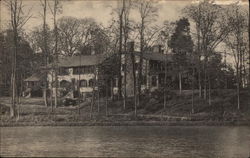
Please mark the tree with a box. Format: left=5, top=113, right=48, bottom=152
left=28, top=23, right=54, bottom=107
left=224, top=3, right=249, bottom=110
left=40, top=0, right=49, bottom=107
left=4, top=0, right=32, bottom=117
left=49, top=0, right=62, bottom=109
left=168, top=18, right=194, bottom=94
left=29, top=25, right=53, bottom=54
left=108, top=0, right=134, bottom=104
left=183, top=2, right=203, bottom=97
left=117, top=0, right=125, bottom=100
left=157, top=21, right=175, bottom=109
left=123, top=0, right=132, bottom=110
left=184, top=0, right=231, bottom=103
left=1, top=30, right=34, bottom=97
left=134, top=0, right=158, bottom=106
left=57, top=17, right=97, bottom=56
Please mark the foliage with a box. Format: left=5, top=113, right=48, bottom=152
left=0, top=30, right=36, bottom=93
left=169, top=18, right=193, bottom=69
left=28, top=24, right=54, bottom=61
left=57, top=17, right=100, bottom=56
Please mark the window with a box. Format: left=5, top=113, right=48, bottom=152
left=142, top=76, right=147, bottom=85
left=159, top=75, right=165, bottom=85
left=86, top=66, right=94, bottom=74
left=28, top=82, right=34, bottom=87
left=79, top=80, right=87, bottom=87
left=73, top=68, right=79, bottom=74
left=151, top=76, right=157, bottom=87
left=89, top=79, right=94, bottom=87
left=58, top=68, right=69, bottom=75
left=73, top=66, right=94, bottom=75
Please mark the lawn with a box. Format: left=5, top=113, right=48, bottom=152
left=0, top=89, right=249, bottom=125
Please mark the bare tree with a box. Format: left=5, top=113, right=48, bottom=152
left=122, top=0, right=133, bottom=110
left=129, top=42, right=137, bottom=116
left=40, top=0, right=49, bottom=107
left=4, top=0, right=32, bottom=117
left=184, top=0, right=231, bottom=104
left=48, top=0, right=62, bottom=108
left=224, top=3, right=249, bottom=110
left=134, top=0, right=158, bottom=106
left=57, top=17, right=97, bottom=56
left=158, top=21, right=175, bottom=109
left=116, top=0, right=125, bottom=100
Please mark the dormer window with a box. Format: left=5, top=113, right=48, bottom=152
left=73, top=66, right=94, bottom=75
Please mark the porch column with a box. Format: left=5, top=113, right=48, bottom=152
left=156, top=75, right=159, bottom=88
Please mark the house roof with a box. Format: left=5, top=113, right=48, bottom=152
left=51, top=54, right=108, bottom=68
left=24, top=71, right=46, bottom=82
left=134, top=51, right=173, bottom=62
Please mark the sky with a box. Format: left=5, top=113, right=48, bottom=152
left=0, top=0, right=210, bottom=32
left=1, top=0, right=248, bottom=32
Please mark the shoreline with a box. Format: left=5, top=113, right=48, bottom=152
left=1, top=120, right=250, bottom=127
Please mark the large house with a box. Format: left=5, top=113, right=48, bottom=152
left=24, top=54, right=110, bottom=98
left=116, top=45, right=175, bottom=97
left=24, top=45, right=179, bottom=99
left=48, top=54, right=110, bottom=98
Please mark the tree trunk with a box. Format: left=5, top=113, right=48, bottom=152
left=11, top=47, right=17, bottom=118
left=43, top=0, right=48, bottom=107
left=17, top=74, right=23, bottom=120
left=54, top=70, right=58, bottom=108
left=10, top=74, right=16, bottom=118
left=78, top=75, right=81, bottom=115
left=197, top=17, right=202, bottom=98
left=236, top=69, right=240, bottom=110
left=203, top=61, right=207, bottom=100
left=179, top=72, right=182, bottom=94
left=164, top=54, right=167, bottom=109
left=198, top=70, right=202, bottom=97
left=132, top=54, right=137, bottom=117
left=50, top=72, right=54, bottom=108
left=111, top=79, right=113, bottom=101
left=90, top=88, right=94, bottom=119
left=105, top=80, right=108, bottom=116
left=191, top=68, right=194, bottom=114
left=138, top=19, right=144, bottom=107
left=97, top=87, right=100, bottom=113
left=10, top=1, right=18, bottom=118
left=118, top=3, right=124, bottom=100
left=43, top=88, right=48, bottom=107
left=123, top=53, right=127, bottom=110
left=208, top=72, right=211, bottom=106
left=53, top=0, right=59, bottom=109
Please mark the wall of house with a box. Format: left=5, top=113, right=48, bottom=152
left=119, top=54, right=159, bottom=97
left=48, top=67, right=98, bottom=97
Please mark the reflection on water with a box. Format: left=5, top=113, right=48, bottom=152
left=1, top=126, right=250, bottom=157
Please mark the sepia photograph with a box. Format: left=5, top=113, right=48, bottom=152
left=0, top=0, right=249, bottom=157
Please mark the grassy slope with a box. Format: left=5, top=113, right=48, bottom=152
left=0, top=89, right=249, bottom=124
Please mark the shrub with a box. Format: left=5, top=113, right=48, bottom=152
left=0, top=103, right=9, bottom=114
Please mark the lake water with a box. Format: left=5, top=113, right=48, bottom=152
left=1, top=126, right=250, bottom=157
